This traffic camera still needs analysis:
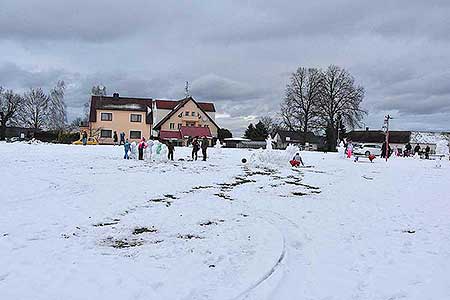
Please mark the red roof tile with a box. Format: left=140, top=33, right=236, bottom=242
left=155, top=99, right=215, bottom=112
left=160, top=130, right=182, bottom=140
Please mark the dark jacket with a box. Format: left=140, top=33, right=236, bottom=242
left=192, top=140, right=200, bottom=151
left=201, top=139, right=208, bottom=149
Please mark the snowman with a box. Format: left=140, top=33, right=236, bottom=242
left=129, top=141, right=137, bottom=159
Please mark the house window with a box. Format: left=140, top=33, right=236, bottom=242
left=170, top=123, right=175, bottom=129
left=130, top=131, right=142, bottom=139
left=130, top=114, right=142, bottom=122
left=178, top=123, right=182, bottom=129
left=100, top=129, right=112, bottom=138
left=191, top=112, right=196, bottom=116
left=101, top=112, right=112, bottom=121
left=185, top=111, right=189, bottom=116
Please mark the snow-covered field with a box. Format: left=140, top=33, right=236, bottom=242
left=1, top=142, right=449, bottom=300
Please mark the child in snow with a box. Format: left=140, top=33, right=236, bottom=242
left=138, top=138, right=147, bottom=160
left=290, top=152, right=304, bottom=167
left=346, top=141, right=353, bottom=158
left=123, top=139, right=131, bottom=159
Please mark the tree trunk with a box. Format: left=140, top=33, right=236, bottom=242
left=326, top=124, right=337, bottom=152
left=0, top=124, right=6, bottom=141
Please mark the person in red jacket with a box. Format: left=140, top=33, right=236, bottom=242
left=290, top=152, right=304, bottom=167
left=138, top=137, right=147, bottom=160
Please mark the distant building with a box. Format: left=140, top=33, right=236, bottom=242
left=346, top=130, right=450, bottom=153
left=88, top=93, right=219, bottom=145
left=222, top=137, right=251, bottom=148
left=346, top=130, right=411, bottom=150
left=3, top=127, right=37, bottom=140
left=272, top=130, right=326, bottom=150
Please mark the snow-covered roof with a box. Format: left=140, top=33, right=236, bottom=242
left=102, top=104, right=145, bottom=110
left=410, top=131, right=450, bottom=144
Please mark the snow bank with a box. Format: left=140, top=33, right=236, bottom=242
left=249, top=144, right=300, bottom=169
left=23, top=138, right=46, bottom=145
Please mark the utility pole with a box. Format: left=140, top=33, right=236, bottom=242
left=383, top=115, right=392, bottom=162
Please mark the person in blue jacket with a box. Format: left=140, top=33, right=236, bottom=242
left=124, top=139, right=131, bottom=159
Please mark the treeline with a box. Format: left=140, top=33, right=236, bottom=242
left=244, top=65, right=365, bottom=150
left=0, top=81, right=68, bottom=140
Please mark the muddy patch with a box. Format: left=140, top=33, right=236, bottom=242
left=177, top=234, right=204, bottom=240
left=297, top=183, right=320, bottom=190
left=199, top=220, right=225, bottom=226
left=214, top=193, right=233, bottom=200
left=284, top=180, right=303, bottom=186
left=292, top=192, right=309, bottom=196
left=149, top=198, right=172, bottom=207
left=102, top=237, right=144, bottom=249
left=93, top=219, right=120, bottom=227
left=191, top=185, right=214, bottom=190
left=218, top=176, right=255, bottom=192
left=133, top=227, right=157, bottom=235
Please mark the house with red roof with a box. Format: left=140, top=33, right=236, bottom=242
left=88, top=93, right=219, bottom=145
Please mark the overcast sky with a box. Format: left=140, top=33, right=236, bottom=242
left=1, top=0, right=449, bottom=135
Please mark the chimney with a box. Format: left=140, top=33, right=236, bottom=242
left=113, top=93, right=119, bottom=99
left=366, top=127, right=369, bottom=131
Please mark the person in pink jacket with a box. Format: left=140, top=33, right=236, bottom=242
left=138, top=137, right=147, bottom=160
left=346, top=141, right=353, bottom=158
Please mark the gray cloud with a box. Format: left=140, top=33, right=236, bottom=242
left=1, top=0, right=450, bottom=134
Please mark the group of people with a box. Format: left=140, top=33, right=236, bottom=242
left=123, top=136, right=210, bottom=162
left=190, top=137, right=209, bottom=161
left=113, top=131, right=126, bottom=146
left=403, top=142, right=431, bottom=159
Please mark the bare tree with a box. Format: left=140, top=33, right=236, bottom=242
left=47, top=81, right=67, bottom=130
left=91, top=85, right=106, bottom=96
left=260, top=116, right=280, bottom=136
left=319, top=65, right=365, bottom=150
left=17, top=88, right=50, bottom=130
left=281, top=67, right=322, bottom=133
left=0, top=87, right=23, bottom=140
left=83, top=85, right=106, bottom=121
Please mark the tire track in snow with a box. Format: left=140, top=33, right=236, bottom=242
left=231, top=222, right=287, bottom=300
